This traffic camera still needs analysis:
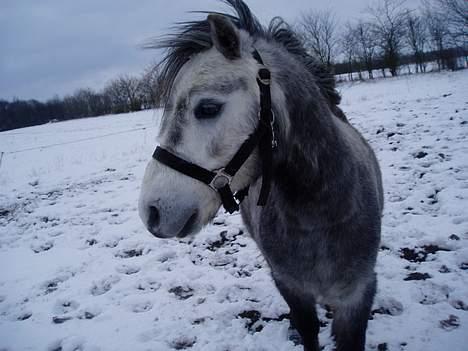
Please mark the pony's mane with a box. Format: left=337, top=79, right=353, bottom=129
left=148, top=0, right=340, bottom=107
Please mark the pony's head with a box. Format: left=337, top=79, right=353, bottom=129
left=139, top=7, right=267, bottom=238
left=139, top=0, right=341, bottom=238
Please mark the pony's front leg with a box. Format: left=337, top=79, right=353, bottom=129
left=275, top=279, right=320, bottom=351
left=331, top=277, right=377, bottom=351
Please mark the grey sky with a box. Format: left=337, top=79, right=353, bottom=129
left=1, top=0, right=418, bottom=101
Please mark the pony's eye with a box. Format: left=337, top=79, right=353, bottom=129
left=194, top=100, right=223, bottom=119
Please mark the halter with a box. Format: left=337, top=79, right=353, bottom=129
left=152, top=49, right=276, bottom=214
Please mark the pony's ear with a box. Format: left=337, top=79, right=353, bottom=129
left=207, top=14, right=241, bottom=60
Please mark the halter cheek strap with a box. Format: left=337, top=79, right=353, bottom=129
left=153, top=49, right=276, bottom=214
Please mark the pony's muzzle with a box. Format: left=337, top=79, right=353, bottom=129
left=140, top=200, right=199, bottom=239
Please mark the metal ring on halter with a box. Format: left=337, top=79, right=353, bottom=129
left=257, top=69, right=271, bottom=85
left=209, top=169, right=233, bottom=191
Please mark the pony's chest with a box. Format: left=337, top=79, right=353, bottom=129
left=252, top=223, right=333, bottom=278
left=256, top=234, right=350, bottom=304
left=241, top=208, right=343, bottom=301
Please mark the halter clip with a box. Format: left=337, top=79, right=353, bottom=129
left=257, top=68, right=271, bottom=85
left=209, top=169, right=233, bottom=190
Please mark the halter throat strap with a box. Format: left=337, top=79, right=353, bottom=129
left=153, top=49, right=275, bottom=214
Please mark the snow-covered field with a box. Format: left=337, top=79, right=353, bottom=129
left=1, top=71, right=467, bottom=351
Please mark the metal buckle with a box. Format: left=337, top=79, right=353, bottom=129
left=257, top=68, right=271, bottom=85
left=257, top=109, right=278, bottom=149
left=209, top=169, right=233, bottom=190
left=270, top=111, right=278, bottom=149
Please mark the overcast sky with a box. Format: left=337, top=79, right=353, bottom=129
left=1, top=0, right=419, bottom=101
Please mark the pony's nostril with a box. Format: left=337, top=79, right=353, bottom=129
left=148, top=205, right=160, bottom=229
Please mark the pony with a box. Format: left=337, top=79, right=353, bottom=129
left=138, top=1, right=383, bottom=350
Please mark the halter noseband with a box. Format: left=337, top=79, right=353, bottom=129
left=152, top=49, right=276, bottom=214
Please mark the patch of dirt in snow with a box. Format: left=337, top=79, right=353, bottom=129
left=0, top=71, right=467, bottom=351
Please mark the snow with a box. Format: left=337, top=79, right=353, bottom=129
left=1, top=70, right=467, bottom=351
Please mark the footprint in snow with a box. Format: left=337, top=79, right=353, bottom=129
left=387, top=194, right=406, bottom=203
left=115, top=247, right=148, bottom=258
left=51, top=300, right=80, bottom=324
left=404, top=272, right=432, bottom=281
left=47, top=230, right=63, bottom=238
left=372, top=297, right=404, bottom=317
left=31, top=240, right=54, bottom=253
left=418, top=282, right=451, bottom=305
left=103, top=236, right=123, bottom=248
left=107, top=214, right=128, bottom=225
left=85, top=238, right=98, bottom=246
left=169, top=286, right=194, bottom=300
left=169, top=336, right=197, bottom=350
left=205, top=230, right=243, bottom=252
left=53, top=299, right=79, bottom=314
left=212, top=218, right=226, bottom=226
left=155, top=250, right=177, bottom=263
left=237, top=310, right=292, bottom=335
left=115, top=264, right=140, bottom=275
left=439, top=315, right=460, bottom=331
left=75, top=305, right=102, bottom=320
left=16, top=311, right=33, bottom=321
left=439, top=265, right=451, bottom=273
left=375, top=343, right=390, bottom=351
left=52, top=315, right=73, bottom=324
left=399, top=245, right=450, bottom=263
left=90, top=275, right=120, bottom=296
left=209, top=252, right=236, bottom=268
left=452, top=216, right=468, bottom=225
left=413, top=151, right=428, bottom=159
left=135, top=278, right=161, bottom=292
left=131, top=301, right=153, bottom=313
left=48, top=336, right=91, bottom=351
left=450, top=300, right=468, bottom=311
left=42, top=273, right=73, bottom=295
left=77, top=310, right=97, bottom=320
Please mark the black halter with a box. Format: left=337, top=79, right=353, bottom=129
left=153, top=50, right=276, bottom=214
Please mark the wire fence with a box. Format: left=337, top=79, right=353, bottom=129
left=0, top=126, right=153, bottom=170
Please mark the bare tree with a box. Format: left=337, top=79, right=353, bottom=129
left=104, top=75, right=143, bottom=113
left=405, top=10, right=428, bottom=73
left=104, top=80, right=126, bottom=114
left=341, top=24, right=359, bottom=80
left=119, top=75, right=143, bottom=112
left=422, top=0, right=451, bottom=70
left=354, top=21, right=378, bottom=79
left=367, top=0, right=408, bottom=76
left=297, top=9, right=340, bottom=69
left=435, top=0, right=467, bottom=47
left=139, top=64, right=162, bottom=109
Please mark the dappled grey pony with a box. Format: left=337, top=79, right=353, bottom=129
left=139, top=1, right=383, bottom=350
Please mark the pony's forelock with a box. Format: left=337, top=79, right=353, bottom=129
left=145, top=0, right=341, bottom=107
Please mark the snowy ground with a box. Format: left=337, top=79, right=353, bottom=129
left=0, top=71, right=467, bottom=351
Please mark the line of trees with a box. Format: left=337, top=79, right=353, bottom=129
left=0, top=64, right=161, bottom=132
left=1, top=0, right=466, bottom=132
left=297, top=0, right=467, bottom=80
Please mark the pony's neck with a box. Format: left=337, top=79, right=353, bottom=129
left=269, top=55, right=344, bottom=207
